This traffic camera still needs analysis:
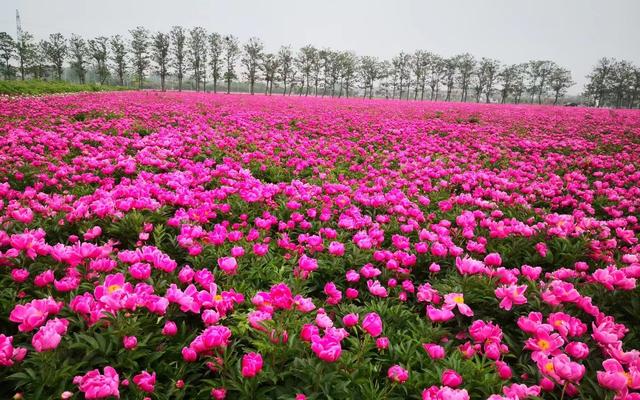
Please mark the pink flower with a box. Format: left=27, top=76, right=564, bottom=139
left=565, top=341, right=589, bottom=359
left=387, top=365, right=409, bottom=383
left=189, top=325, right=232, bottom=355
left=426, top=306, right=455, bottom=322
left=328, top=241, right=345, bottom=256
left=361, top=312, right=383, bottom=337
left=73, top=366, right=120, bottom=399
left=535, top=242, right=548, bottom=257
left=524, top=328, right=564, bottom=356
left=217, top=256, right=238, bottom=275
left=9, top=297, right=63, bottom=332
left=162, top=321, right=178, bottom=336
left=241, top=352, right=263, bottom=378
left=376, top=337, right=390, bottom=350
left=367, top=280, right=389, bottom=298
left=133, top=371, right=156, bottom=393
left=597, top=359, right=628, bottom=391
left=32, top=318, right=68, bottom=352
left=423, top=343, right=445, bottom=359
left=443, top=293, right=474, bottom=317
left=202, top=310, right=220, bottom=325
left=495, top=361, right=513, bottom=380
left=311, top=336, right=342, bottom=362
left=494, top=284, right=527, bottom=310
left=0, top=335, right=26, bottom=367
left=270, top=283, right=294, bottom=309
left=441, top=369, right=463, bottom=388
left=455, top=256, right=486, bottom=275
left=552, top=354, right=585, bottom=382
left=298, top=254, right=318, bottom=272
left=342, top=313, right=359, bottom=327
left=181, top=347, right=197, bottom=362
left=123, top=336, right=137, bottom=350
left=10, top=269, right=29, bottom=283
left=422, top=386, right=470, bottom=400
left=211, top=388, right=227, bottom=399
left=301, top=324, right=319, bottom=342
left=484, top=252, right=502, bottom=267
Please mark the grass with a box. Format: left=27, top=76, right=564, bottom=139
left=0, top=80, right=129, bottom=96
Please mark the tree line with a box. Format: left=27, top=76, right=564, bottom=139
left=0, top=26, right=635, bottom=107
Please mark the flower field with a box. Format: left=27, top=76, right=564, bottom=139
left=1, top=92, right=640, bottom=399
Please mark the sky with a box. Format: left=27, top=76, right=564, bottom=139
left=1, top=0, right=639, bottom=94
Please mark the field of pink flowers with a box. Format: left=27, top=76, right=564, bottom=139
left=0, top=92, right=639, bottom=399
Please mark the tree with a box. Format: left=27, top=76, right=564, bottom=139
left=170, top=26, right=186, bottom=91
left=426, top=54, right=444, bottom=100
left=242, top=37, right=264, bottom=95
left=629, top=67, right=640, bottom=109
left=222, top=35, right=239, bottom=94
left=277, top=45, right=293, bottom=96
left=585, top=58, right=614, bottom=107
left=319, top=49, right=334, bottom=97
left=339, top=51, right=358, bottom=98
left=391, top=52, right=411, bottom=99
left=456, top=53, right=476, bottom=101
left=69, top=34, right=88, bottom=84
left=261, top=53, right=279, bottom=95
left=526, top=60, right=556, bottom=103
left=16, top=31, right=36, bottom=80
left=32, top=41, right=48, bottom=79
left=110, top=35, right=127, bottom=86
left=609, top=60, right=634, bottom=108
left=88, top=36, right=109, bottom=84
left=0, top=32, right=15, bottom=79
left=151, top=32, right=170, bottom=91
left=311, top=49, right=324, bottom=96
left=296, top=45, right=316, bottom=96
left=326, top=51, right=342, bottom=97
left=188, top=27, right=207, bottom=91
left=42, top=33, right=67, bottom=80
left=209, top=33, right=223, bottom=93
left=443, top=57, right=457, bottom=101
left=498, top=64, right=520, bottom=103
left=411, top=50, right=428, bottom=100
left=129, top=26, right=150, bottom=89
left=476, top=58, right=500, bottom=103
left=360, top=55, right=381, bottom=99
left=549, top=66, right=574, bottom=105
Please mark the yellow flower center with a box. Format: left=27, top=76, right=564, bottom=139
left=214, top=295, right=223, bottom=301
left=453, top=295, right=464, bottom=304
left=544, top=362, right=554, bottom=372
left=107, top=284, right=121, bottom=294
left=538, top=339, right=550, bottom=350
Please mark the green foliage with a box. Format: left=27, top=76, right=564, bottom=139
left=0, top=80, right=128, bottom=96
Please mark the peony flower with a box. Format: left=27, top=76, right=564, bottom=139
left=310, top=336, right=342, bottom=362
left=443, top=293, right=474, bottom=316
left=241, top=352, right=263, bottom=378
left=133, top=370, right=156, bottom=393
left=387, top=365, right=409, bottom=383
left=217, top=257, right=238, bottom=275
left=441, top=369, right=463, bottom=388
left=494, top=284, right=527, bottom=310
left=361, top=312, right=383, bottom=337
left=73, top=366, right=120, bottom=399
left=123, top=335, right=137, bottom=350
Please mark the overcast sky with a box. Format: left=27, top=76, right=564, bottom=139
left=1, top=0, right=639, bottom=94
